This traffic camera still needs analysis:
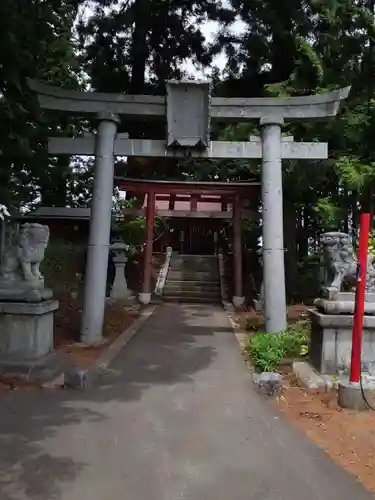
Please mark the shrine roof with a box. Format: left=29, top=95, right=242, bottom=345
left=116, top=177, right=260, bottom=196
left=18, top=206, right=91, bottom=220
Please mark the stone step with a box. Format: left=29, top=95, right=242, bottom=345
left=170, top=256, right=218, bottom=267
left=167, top=271, right=218, bottom=281
left=164, top=289, right=221, bottom=297
left=171, top=261, right=217, bottom=265
left=170, top=263, right=218, bottom=272
left=165, top=279, right=220, bottom=286
left=163, top=295, right=221, bottom=304
left=164, top=281, right=220, bottom=293
left=172, top=254, right=218, bottom=260
left=163, top=289, right=221, bottom=300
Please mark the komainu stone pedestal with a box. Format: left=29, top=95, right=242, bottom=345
left=309, top=309, right=375, bottom=375
left=0, top=300, right=65, bottom=381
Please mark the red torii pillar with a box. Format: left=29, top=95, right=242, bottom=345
left=139, top=189, right=155, bottom=305
left=232, top=193, right=245, bottom=309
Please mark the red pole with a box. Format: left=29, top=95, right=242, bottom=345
left=349, top=213, right=371, bottom=384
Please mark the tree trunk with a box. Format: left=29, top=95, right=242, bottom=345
left=129, top=0, right=149, bottom=95
left=298, top=206, right=309, bottom=259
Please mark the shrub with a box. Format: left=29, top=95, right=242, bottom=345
left=245, top=315, right=262, bottom=331
left=282, top=323, right=309, bottom=358
left=245, top=323, right=310, bottom=372
left=246, top=333, right=285, bottom=372
left=42, top=240, right=85, bottom=295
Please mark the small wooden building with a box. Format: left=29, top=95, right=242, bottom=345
left=17, top=207, right=91, bottom=245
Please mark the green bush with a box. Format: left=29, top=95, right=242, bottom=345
left=41, top=240, right=85, bottom=295
left=245, top=323, right=310, bottom=372
left=246, top=334, right=285, bottom=372
left=282, top=323, right=309, bottom=357
left=245, top=315, right=262, bottom=331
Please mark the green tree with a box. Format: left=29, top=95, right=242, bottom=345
left=0, top=0, right=84, bottom=209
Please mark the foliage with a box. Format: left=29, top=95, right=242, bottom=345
left=241, top=218, right=261, bottom=252
left=112, top=197, right=161, bottom=256
left=0, top=0, right=85, bottom=210
left=0, top=205, right=10, bottom=220
left=246, top=323, right=310, bottom=372
left=245, top=315, right=262, bottom=331
left=4, top=0, right=375, bottom=305
left=42, top=239, right=85, bottom=294
left=77, top=0, right=232, bottom=97
left=313, top=197, right=341, bottom=231
left=334, top=155, right=374, bottom=190
left=368, top=231, right=375, bottom=258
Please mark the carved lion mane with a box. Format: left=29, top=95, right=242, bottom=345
left=321, top=231, right=375, bottom=293
left=0, top=223, right=50, bottom=282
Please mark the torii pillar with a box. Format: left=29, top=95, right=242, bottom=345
left=81, top=112, right=120, bottom=344
left=260, top=117, right=287, bottom=332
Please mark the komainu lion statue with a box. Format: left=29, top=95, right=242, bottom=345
left=321, top=231, right=375, bottom=295
left=0, top=223, right=50, bottom=283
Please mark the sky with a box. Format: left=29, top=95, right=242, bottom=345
left=183, top=16, right=246, bottom=77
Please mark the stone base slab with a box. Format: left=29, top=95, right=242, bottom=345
left=315, top=295, right=375, bottom=315
left=0, top=351, right=69, bottom=383
left=338, top=380, right=370, bottom=411
left=0, top=278, right=53, bottom=302
left=253, top=299, right=263, bottom=312
left=232, top=296, right=245, bottom=309
left=309, top=309, right=375, bottom=374
left=0, top=299, right=59, bottom=362
left=139, top=292, right=151, bottom=305
left=292, top=360, right=327, bottom=390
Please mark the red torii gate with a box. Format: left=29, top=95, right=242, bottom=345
left=116, top=178, right=259, bottom=306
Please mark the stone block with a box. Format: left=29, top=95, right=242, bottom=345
left=232, top=296, right=245, bottom=309
left=309, top=309, right=375, bottom=374
left=64, top=367, right=92, bottom=390
left=0, top=300, right=58, bottom=360
left=338, top=380, right=370, bottom=411
left=253, top=372, right=283, bottom=397
left=0, top=300, right=64, bottom=382
left=292, top=361, right=326, bottom=390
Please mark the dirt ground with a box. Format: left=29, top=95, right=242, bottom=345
left=54, top=293, right=140, bottom=369
left=238, top=304, right=375, bottom=494
left=0, top=252, right=164, bottom=394
left=235, top=303, right=310, bottom=330
left=273, top=373, right=375, bottom=495
left=0, top=294, right=140, bottom=394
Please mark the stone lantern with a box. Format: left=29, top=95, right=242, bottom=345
left=110, top=242, right=135, bottom=301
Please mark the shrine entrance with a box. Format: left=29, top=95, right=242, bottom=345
left=182, top=219, right=216, bottom=255
left=117, top=179, right=258, bottom=258
left=28, top=78, right=349, bottom=341
left=162, top=218, right=217, bottom=255
left=117, top=178, right=258, bottom=293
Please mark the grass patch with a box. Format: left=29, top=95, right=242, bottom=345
left=245, top=322, right=310, bottom=372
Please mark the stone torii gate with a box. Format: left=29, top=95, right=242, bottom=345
left=28, top=79, right=349, bottom=343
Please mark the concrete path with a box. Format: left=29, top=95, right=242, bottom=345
left=0, top=303, right=373, bottom=500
